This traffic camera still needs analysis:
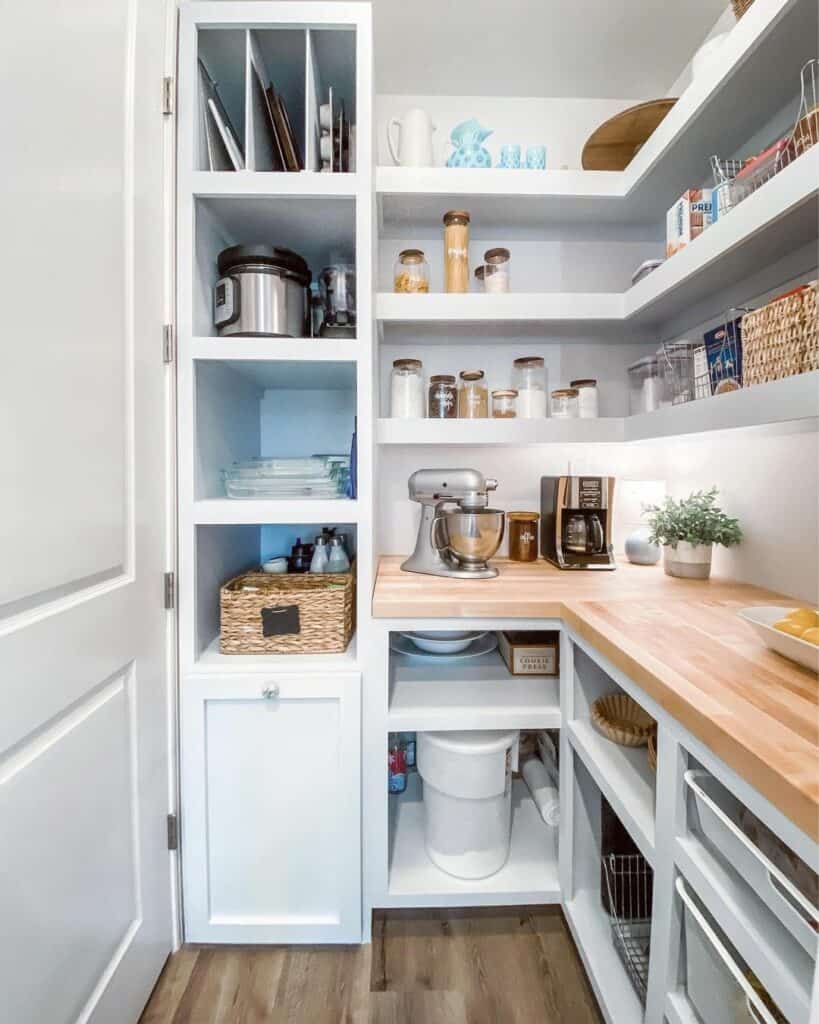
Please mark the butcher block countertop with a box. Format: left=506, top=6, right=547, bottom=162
left=373, top=557, right=819, bottom=840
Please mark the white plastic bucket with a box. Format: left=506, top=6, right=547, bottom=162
left=417, top=730, right=518, bottom=880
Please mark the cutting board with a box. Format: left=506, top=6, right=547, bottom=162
left=582, top=99, right=677, bottom=171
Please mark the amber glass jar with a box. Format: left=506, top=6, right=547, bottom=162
left=508, top=512, right=540, bottom=562
left=457, top=369, right=488, bottom=418
left=443, top=210, right=470, bottom=293
left=428, top=374, right=457, bottom=418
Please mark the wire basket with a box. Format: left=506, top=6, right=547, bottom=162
left=711, top=60, right=818, bottom=214
left=602, top=853, right=652, bottom=1004
left=658, top=341, right=696, bottom=405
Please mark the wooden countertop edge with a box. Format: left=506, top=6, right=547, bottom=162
left=561, top=604, right=819, bottom=842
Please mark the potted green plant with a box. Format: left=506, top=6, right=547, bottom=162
left=644, top=487, right=742, bottom=579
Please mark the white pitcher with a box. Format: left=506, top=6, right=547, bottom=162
left=387, top=108, right=436, bottom=167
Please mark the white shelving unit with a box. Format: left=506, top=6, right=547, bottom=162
left=387, top=775, right=560, bottom=908
left=176, top=0, right=373, bottom=945
left=377, top=372, right=819, bottom=446
left=388, top=647, right=560, bottom=731
left=568, top=719, right=656, bottom=864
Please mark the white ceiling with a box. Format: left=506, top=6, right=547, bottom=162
left=370, top=0, right=728, bottom=99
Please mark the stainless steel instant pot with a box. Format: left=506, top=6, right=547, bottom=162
left=213, top=244, right=311, bottom=337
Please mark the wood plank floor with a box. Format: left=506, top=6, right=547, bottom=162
left=140, top=908, right=602, bottom=1024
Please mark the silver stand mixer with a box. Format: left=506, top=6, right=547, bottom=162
left=401, top=469, right=506, bottom=579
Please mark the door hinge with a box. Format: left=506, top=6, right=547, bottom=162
left=164, top=571, right=175, bottom=610
left=163, top=323, right=175, bottom=364
left=162, top=76, right=174, bottom=116
left=167, top=813, right=179, bottom=851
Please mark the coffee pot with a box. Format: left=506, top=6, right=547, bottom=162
left=387, top=108, right=436, bottom=167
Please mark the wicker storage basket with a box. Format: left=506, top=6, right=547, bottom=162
left=220, top=564, right=355, bottom=654
left=731, top=0, right=755, bottom=18
left=591, top=693, right=656, bottom=748
left=742, top=282, right=819, bottom=386
left=647, top=731, right=658, bottom=773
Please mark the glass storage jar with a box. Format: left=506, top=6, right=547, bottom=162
left=394, top=249, right=430, bottom=293
left=491, top=389, right=518, bottom=418
left=551, top=387, right=579, bottom=418
left=483, top=248, right=511, bottom=293
left=628, top=355, right=665, bottom=414
left=512, top=357, right=547, bottom=417
left=508, top=512, right=540, bottom=561
left=570, top=378, right=599, bottom=418
left=443, top=210, right=470, bottom=293
left=390, top=359, right=425, bottom=418
left=457, top=369, right=488, bottom=418
left=428, top=374, right=457, bottom=418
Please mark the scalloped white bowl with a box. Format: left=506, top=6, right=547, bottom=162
left=737, top=606, right=819, bottom=673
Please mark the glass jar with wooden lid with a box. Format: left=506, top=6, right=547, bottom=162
left=491, top=389, right=518, bottom=418
left=483, top=247, right=511, bottom=293
left=428, top=374, right=457, bottom=418
left=508, top=512, right=540, bottom=561
left=443, top=210, right=470, bottom=294
left=551, top=387, right=579, bottom=418
left=512, top=356, right=547, bottom=417
left=569, top=378, right=599, bottom=418
left=394, top=249, right=430, bottom=293
left=457, top=369, right=488, bottom=418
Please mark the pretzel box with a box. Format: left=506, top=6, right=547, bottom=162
left=666, top=189, right=714, bottom=258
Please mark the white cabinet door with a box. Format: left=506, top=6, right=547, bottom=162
left=0, top=0, right=173, bottom=1021
left=181, top=672, right=361, bottom=943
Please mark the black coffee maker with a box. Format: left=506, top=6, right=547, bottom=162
left=540, top=476, right=616, bottom=570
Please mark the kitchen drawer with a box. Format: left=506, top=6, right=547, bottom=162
left=677, top=877, right=783, bottom=1024
left=685, top=769, right=818, bottom=957
left=180, top=671, right=361, bottom=944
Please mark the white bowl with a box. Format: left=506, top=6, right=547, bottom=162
left=737, top=606, right=819, bottom=673
left=409, top=630, right=482, bottom=641
left=402, top=631, right=487, bottom=654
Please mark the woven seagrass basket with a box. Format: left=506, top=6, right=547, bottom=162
left=742, top=282, right=818, bottom=386
left=220, top=563, right=355, bottom=654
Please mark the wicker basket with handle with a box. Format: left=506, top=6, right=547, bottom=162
left=742, top=281, right=818, bottom=386
left=220, top=564, right=355, bottom=654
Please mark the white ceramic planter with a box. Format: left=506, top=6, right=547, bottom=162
left=663, top=541, right=713, bottom=579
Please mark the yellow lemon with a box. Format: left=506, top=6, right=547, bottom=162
left=800, top=627, right=819, bottom=646
left=773, top=619, right=807, bottom=638
left=786, top=608, right=819, bottom=627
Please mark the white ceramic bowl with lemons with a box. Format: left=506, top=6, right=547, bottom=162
left=738, top=606, right=819, bottom=673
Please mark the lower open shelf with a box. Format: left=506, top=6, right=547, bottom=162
left=385, top=774, right=559, bottom=908
left=563, top=889, right=645, bottom=1024
left=193, top=633, right=358, bottom=673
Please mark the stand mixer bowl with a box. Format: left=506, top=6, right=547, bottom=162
left=434, top=508, right=505, bottom=569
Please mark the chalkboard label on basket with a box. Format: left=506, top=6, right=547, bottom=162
left=261, top=605, right=300, bottom=637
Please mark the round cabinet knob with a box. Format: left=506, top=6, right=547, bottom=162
left=261, top=684, right=280, bottom=700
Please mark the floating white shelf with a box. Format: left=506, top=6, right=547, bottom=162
left=377, top=147, right=819, bottom=334
left=190, top=170, right=360, bottom=198
left=377, top=417, right=624, bottom=446
left=563, top=889, right=645, bottom=1024
left=386, top=774, right=560, bottom=908
left=376, top=291, right=623, bottom=324
left=625, top=148, right=819, bottom=328
left=191, top=336, right=359, bottom=364
left=388, top=648, right=560, bottom=732
left=195, top=634, right=358, bottom=673
left=568, top=719, right=656, bottom=864
left=376, top=374, right=819, bottom=446
left=377, top=0, right=818, bottom=231
left=193, top=498, right=360, bottom=525
left=626, top=371, right=819, bottom=441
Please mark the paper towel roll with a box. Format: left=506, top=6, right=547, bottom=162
left=522, top=757, right=560, bottom=827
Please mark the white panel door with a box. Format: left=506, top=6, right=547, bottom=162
left=181, top=673, right=362, bottom=943
left=0, top=0, right=174, bottom=1021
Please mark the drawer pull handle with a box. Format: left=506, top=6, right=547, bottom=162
left=676, top=878, right=777, bottom=1024
left=261, top=685, right=280, bottom=700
